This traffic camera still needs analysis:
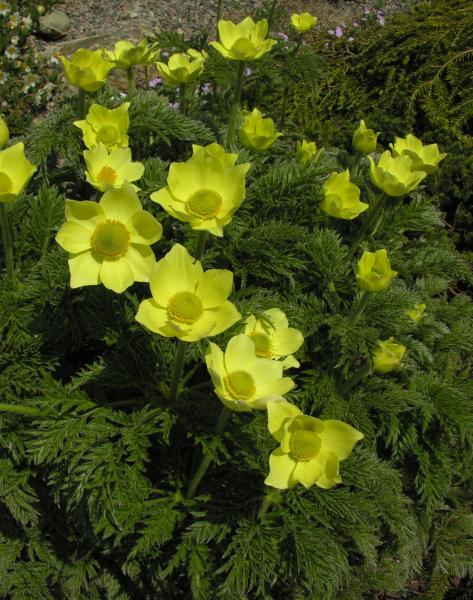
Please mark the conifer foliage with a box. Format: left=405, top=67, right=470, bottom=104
left=1, top=8, right=473, bottom=600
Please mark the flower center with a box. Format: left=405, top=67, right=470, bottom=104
left=186, top=189, right=222, bottom=220
left=224, top=371, right=256, bottom=401
left=289, top=429, right=320, bottom=462
left=97, top=165, right=118, bottom=186
left=250, top=332, right=273, bottom=358
left=167, top=291, right=203, bottom=324
left=96, top=125, right=119, bottom=145
left=0, top=172, right=13, bottom=194
left=91, top=220, right=130, bottom=259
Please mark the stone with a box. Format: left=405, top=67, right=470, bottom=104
left=38, top=9, right=71, bottom=40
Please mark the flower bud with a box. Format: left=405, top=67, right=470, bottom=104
left=321, top=170, right=368, bottom=220
left=239, top=108, right=282, bottom=151
left=290, top=13, right=318, bottom=33
left=0, top=116, right=9, bottom=148
left=352, top=119, right=378, bottom=154
left=356, top=249, right=397, bottom=292
left=373, top=338, right=406, bottom=373
left=389, top=134, right=446, bottom=174
left=368, top=150, right=426, bottom=197
left=405, top=303, right=426, bottom=323
left=295, top=140, right=317, bottom=165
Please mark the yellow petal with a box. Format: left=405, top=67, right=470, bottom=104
left=319, top=420, right=364, bottom=460
left=68, top=250, right=101, bottom=288
left=271, top=327, right=304, bottom=356
left=224, top=334, right=256, bottom=372
left=126, top=210, right=162, bottom=245
left=99, top=183, right=142, bottom=221
left=99, top=257, right=134, bottom=293
left=264, top=448, right=297, bottom=489
left=125, top=245, right=155, bottom=281
left=267, top=398, right=302, bottom=441
left=292, top=456, right=325, bottom=489
left=314, top=452, right=342, bottom=489
left=195, top=269, right=233, bottom=308
left=65, top=200, right=105, bottom=230
left=56, top=221, right=92, bottom=254
left=135, top=298, right=169, bottom=333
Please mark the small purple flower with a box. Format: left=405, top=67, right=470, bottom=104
left=149, top=76, right=162, bottom=88
left=201, top=82, right=211, bottom=94
left=335, top=26, right=343, bottom=38
left=161, top=51, right=169, bottom=58
left=170, top=101, right=180, bottom=110
left=276, top=31, right=289, bottom=41
left=364, top=7, right=371, bottom=14
left=244, top=67, right=253, bottom=77
left=327, top=29, right=335, bottom=35
left=377, top=15, right=385, bottom=25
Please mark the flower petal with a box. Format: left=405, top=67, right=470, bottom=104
left=135, top=298, right=169, bottom=333
left=65, top=200, right=105, bottom=230
left=99, top=183, right=142, bottom=221
left=125, top=245, right=156, bottom=281
left=319, top=420, right=364, bottom=460
left=264, top=448, right=297, bottom=489
left=149, top=244, right=203, bottom=305
left=68, top=251, right=101, bottom=288
left=266, top=398, right=302, bottom=441
left=99, top=257, right=134, bottom=293
left=271, top=327, right=304, bottom=357
left=292, top=456, right=325, bottom=489
left=127, top=210, right=162, bottom=245
left=224, top=333, right=256, bottom=372
left=195, top=269, right=233, bottom=308
left=56, top=221, right=92, bottom=253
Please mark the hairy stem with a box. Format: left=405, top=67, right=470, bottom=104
left=186, top=407, right=231, bottom=499
left=351, top=290, right=371, bottom=325
left=267, top=0, right=279, bottom=31
left=167, top=341, right=187, bottom=404
left=225, top=61, right=245, bottom=149
left=127, top=67, right=135, bottom=94
left=0, top=403, right=47, bottom=417
left=77, top=88, right=87, bottom=119
left=348, top=195, right=386, bottom=260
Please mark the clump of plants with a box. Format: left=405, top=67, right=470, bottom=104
left=1, top=4, right=473, bottom=599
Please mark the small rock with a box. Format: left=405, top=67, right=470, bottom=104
left=38, top=9, right=71, bottom=40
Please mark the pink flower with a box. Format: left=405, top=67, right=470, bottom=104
left=335, top=26, right=343, bottom=38
left=149, top=77, right=162, bottom=88
left=377, top=15, right=385, bottom=25
left=277, top=31, right=289, bottom=41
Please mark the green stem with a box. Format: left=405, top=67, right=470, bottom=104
left=216, top=0, right=223, bottom=40
left=267, top=0, right=279, bottom=31
left=167, top=341, right=187, bottom=404
left=77, top=88, right=87, bottom=119
left=185, top=406, right=231, bottom=499
left=194, top=230, right=208, bottom=262
left=144, top=65, right=149, bottom=89
left=294, top=32, right=303, bottom=55
left=127, top=67, right=135, bottom=94
left=0, top=403, right=47, bottom=417
left=340, top=363, right=371, bottom=394
left=0, top=204, right=16, bottom=287
left=179, top=83, right=186, bottom=114
left=348, top=195, right=386, bottom=260
left=225, top=61, right=245, bottom=149
left=279, top=34, right=303, bottom=129
left=351, top=290, right=371, bottom=325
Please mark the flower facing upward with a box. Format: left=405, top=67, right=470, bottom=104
left=356, top=249, right=397, bottom=292
left=389, top=134, right=447, bottom=174
left=84, top=143, right=144, bottom=192
left=369, top=150, right=426, bottom=197
left=156, top=49, right=207, bottom=85
left=373, top=338, right=406, bottom=373
left=295, top=140, right=317, bottom=165
left=105, top=39, right=160, bottom=69
left=206, top=335, right=295, bottom=412
left=60, top=49, right=113, bottom=92
left=150, top=143, right=250, bottom=237
left=74, top=102, right=130, bottom=150
left=0, top=142, right=36, bottom=203
left=405, top=303, right=426, bottom=323
left=239, top=108, right=282, bottom=151
left=210, top=17, right=277, bottom=61
left=55, top=183, right=162, bottom=293
left=264, top=398, right=363, bottom=489
left=0, top=116, right=9, bottom=148
left=352, top=120, right=379, bottom=155
left=135, top=244, right=241, bottom=342
left=290, top=13, right=318, bottom=33
left=321, top=170, right=368, bottom=220
left=243, top=308, right=304, bottom=369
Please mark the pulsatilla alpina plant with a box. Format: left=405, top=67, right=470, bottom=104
left=1, top=5, right=473, bottom=600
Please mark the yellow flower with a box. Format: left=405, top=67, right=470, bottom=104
left=74, top=102, right=130, bottom=150
left=0, top=116, right=9, bottom=148
left=205, top=334, right=295, bottom=412
left=55, top=183, right=162, bottom=293
left=295, top=140, right=317, bottom=165
left=210, top=17, right=277, bottom=61
left=405, top=303, right=426, bottom=323
left=264, top=398, right=363, bottom=489
left=352, top=120, right=378, bottom=155
left=150, top=143, right=250, bottom=237
left=0, top=142, right=36, bottom=203
left=290, top=13, right=318, bottom=33
left=373, top=338, right=406, bottom=373
left=60, top=49, right=113, bottom=92
left=368, top=150, right=426, bottom=197
left=84, top=143, right=144, bottom=192
left=105, top=39, right=160, bottom=69
left=321, top=170, right=368, bottom=220
left=356, top=249, right=397, bottom=292
left=156, top=49, right=207, bottom=85
left=243, top=308, right=303, bottom=369
left=389, top=134, right=447, bottom=174
left=135, top=243, right=241, bottom=342
left=239, top=108, right=282, bottom=151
